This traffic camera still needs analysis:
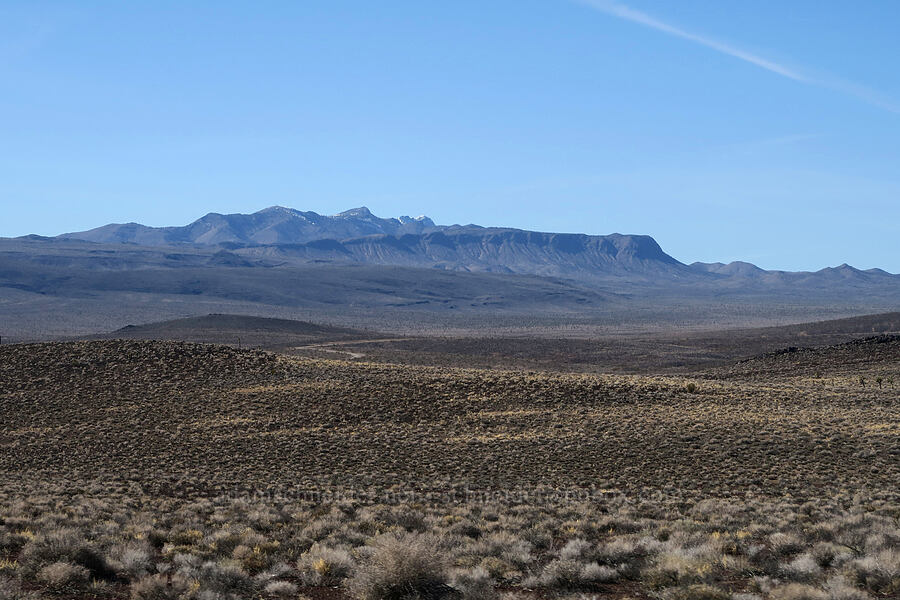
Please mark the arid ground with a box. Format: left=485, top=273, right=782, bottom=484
left=0, top=321, right=898, bottom=600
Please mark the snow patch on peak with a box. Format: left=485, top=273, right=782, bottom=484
left=399, top=214, right=435, bottom=226
left=258, top=205, right=300, bottom=215
left=336, top=207, right=374, bottom=218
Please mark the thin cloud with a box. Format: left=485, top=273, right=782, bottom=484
left=576, top=0, right=807, bottom=81
left=575, top=0, right=900, bottom=114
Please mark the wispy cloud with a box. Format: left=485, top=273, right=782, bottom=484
left=574, top=0, right=900, bottom=114
left=575, top=0, right=807, bottom=82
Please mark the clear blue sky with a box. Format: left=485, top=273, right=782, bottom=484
left=2, top=1, right=899, bottom=271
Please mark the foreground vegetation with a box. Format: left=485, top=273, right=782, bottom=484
left=1, top=486, right=897, bottom=600
left=1, top=340, right=897, bottom=599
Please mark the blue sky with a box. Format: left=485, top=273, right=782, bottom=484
left=2, top=1, right=899, bottom=271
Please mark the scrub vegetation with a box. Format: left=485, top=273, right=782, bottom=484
left=0, top=339, right=897, bottom=599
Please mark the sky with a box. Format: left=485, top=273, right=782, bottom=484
left=1, top=1, right=899, bottom=272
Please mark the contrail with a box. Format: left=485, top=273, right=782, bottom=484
left=574, top=0, right=900, bottom=114
left=576, top=0, right=807, bottom=82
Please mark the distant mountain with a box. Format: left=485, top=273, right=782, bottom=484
left=44, top=206, right=900, bottom=284
left=4, top=206, right=900, bottom=339
left=60, top=206, right=438, bottom=246
left=243, top=228, right=688, bottom=279
left=58, top=206, right=693, bottom=279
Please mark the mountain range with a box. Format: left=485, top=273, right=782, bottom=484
left=2, top=206, right=898, bottom=339
left=57, top=206, right=897, bottom=282
left=62, top=206, right=439, bottom=246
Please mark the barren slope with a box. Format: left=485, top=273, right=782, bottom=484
left=1, top=340, right=896, bottom=498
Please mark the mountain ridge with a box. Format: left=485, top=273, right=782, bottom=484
left=59, top=206, right=440, bottom=246
left=50, top=206, right=898, bottom=281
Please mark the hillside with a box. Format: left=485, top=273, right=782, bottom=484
left=99, top=314, right=368, bottom=348
left=2, top=340, right=897, bottom=600
left=2, top=340, right=896, bottom=496
left=287, top=311, right=900, bottom=374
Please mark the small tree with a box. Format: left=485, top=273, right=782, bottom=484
left=875, top=376, right=883, bottom=389
left=858, top=376, right=866, bottom=388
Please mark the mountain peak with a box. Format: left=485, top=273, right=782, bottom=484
left=336, top=207, right=374, bottom=218
left=399, top=214, right=436, bottom=227
left=257, top=205, right=299, bottom=215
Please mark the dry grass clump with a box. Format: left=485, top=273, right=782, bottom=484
left=130, top=573, right=192, bottom=600
left=843, top=549, right=900, bottom=596
left=37, top=560, right=90, bottom=593
left=263, top=579, right=300, bottom=598
left=450, top=566, right=497, bottom=600
left=18, top=527, right=116, bottom=583
left=766, top=582, right=830, bottom=600
left=108, top=542, right=154, bottom=581
left=297, top=543, right=355, bottom=585
left=662, top=583, right=730, bottom=600
left=349, top=532, right=450, bottom=600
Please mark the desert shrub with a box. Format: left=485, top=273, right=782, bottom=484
left=19, top=528, right=84, bottom=569
left=297, top=543, right=355, bottom=585
left=253, top=562, right=293, bottom=587
left=450, top=566, right=497, bottom=600
left=782, top=553, right=823, bottom=582
left=662, top=583, right=730, bottom=600
left=263, top=580, right=299, bottom=598
left=536, top=559, right=583, bottom=589
left=37, top=561, right=90, bottom=593
left=559, top=538, right=592, bottom=561
left=768, top=583, right=828, bottom=600
left=474, top=556, right=519, bottom=583
left=810, top=542, right=849, bottom=569
left=19, top=528, right=115, bottom=580
left=823, top=576, right=870, bottom=600
left=167, top=528, right=204, bottom=547
left=843, top=549, right=900, bottom=595
left=0, top=576, right=39, bottom=600
left=130, top=573, right=192, bottom=600
left=596, top=536, right=654, bottom=567
left=232, top=543, right=273, bottom=573
left=179, top=560, right=255, bottom=597
left=349, top=532, right=449, bottom=600
left=0, top=531, right=19, bottom=556
left=448, top=521, right=482, bottom=539
left=644, top=549, right=721, bottom=589
left=301, top=518, right=340, bottom=543
left=519, top=526, right=551, bottom=550
left=172, top=552, right=201, bottom=576
left=206, top=530, right=245, bottom=557
left=579, top=562, right=619, bottom=584
left=769, top=533, right=805, bottom=558
left=247, top=507, right=288, bottom=532
left=108, top=542, right=154, bottom=581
